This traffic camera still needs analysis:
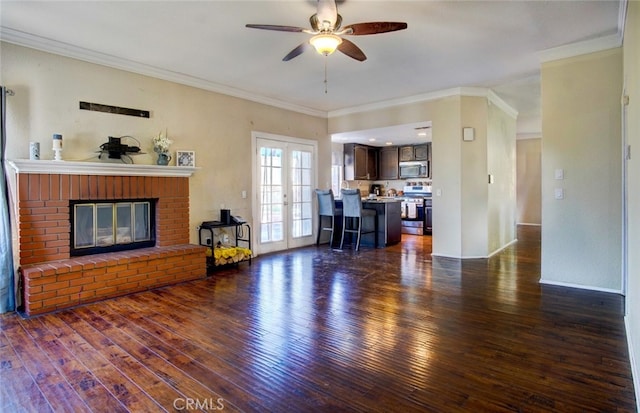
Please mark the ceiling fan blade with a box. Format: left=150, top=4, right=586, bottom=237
left=245, top=24, right=307, bottom=33
left=343, top=22, right=408, bottom=35
left=337, top=38, right=367, bottom=62
left=283, top=42, right=311, bottom=61
left=316, top=0, right=338, bottom=30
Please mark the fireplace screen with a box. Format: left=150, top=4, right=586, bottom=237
left=71, top=199, right=155, bottom=256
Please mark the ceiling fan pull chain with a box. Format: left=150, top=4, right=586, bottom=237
left=324, top=57, right=328, bottom=94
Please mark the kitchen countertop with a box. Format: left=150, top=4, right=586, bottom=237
left=361, top=197, right=404, bottom=203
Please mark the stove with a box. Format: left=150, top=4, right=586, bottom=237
left=401, top=185, right=432, bottom=235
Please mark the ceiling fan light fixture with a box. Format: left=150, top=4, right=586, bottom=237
left=310, top=34, right=342, bottom=56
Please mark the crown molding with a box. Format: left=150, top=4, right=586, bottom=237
left=0, top=27, right=327, bottom=119
left=538, top=33, right=623, bottom=63
left=328, top=87, right=465, bottom=118
left=328, top=87, right=519, bottom=119
left=539, top=0, right=626, bottom=63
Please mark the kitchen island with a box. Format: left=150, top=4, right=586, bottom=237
left=334, top=197, right=402, bottom=248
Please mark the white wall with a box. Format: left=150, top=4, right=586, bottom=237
left=0, top=43, right=330, bottom=247
left=541, top=48, right=623, bottom=291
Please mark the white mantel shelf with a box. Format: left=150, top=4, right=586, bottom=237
left=7, top=159, right=198, bottom=177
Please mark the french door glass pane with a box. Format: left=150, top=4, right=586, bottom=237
left=260, top=147, right=285, bottom=243
left=291, top=149, right=312, bottom=238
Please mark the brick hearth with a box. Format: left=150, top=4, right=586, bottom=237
left=9, top=161, right=206, bottom=315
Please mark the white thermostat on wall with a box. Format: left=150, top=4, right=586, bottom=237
left=463, top=127, right=475, bottom=141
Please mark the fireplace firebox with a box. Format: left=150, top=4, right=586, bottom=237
left=70, top=198, right=157, bottom=256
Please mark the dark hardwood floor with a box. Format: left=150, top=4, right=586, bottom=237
left=1, top=225, right=636, bottom=412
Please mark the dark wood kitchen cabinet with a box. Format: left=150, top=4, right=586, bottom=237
left=399, top=144, right=430, bottom=161
left=378, top=146, right=399, bottom=179
left=414, top=144, right=429, bottom=161
left=399, top=146, right=414, bottom=162
left=344, top=143, right=378, bottom=180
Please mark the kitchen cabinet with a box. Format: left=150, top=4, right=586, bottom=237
left=399, top=146, right=414, bottom=162
left=414, top=144, right=429, bottom=161
left=344, top=143, right=378, bottom=180
left=378, top=146, right=399, bottom=179
left=399, top=144, right=430, bottom=161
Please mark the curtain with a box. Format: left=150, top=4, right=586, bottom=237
left=0, top=86, right=16, bottom=312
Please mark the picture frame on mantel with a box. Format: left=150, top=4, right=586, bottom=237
left=176, top=150, right=195, bottom=167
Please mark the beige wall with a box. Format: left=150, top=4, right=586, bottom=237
left=432, top=96, right=464, bottom=258
left=622, top=0, right=640, bottom=406
left=487, top=100, right=517, bottom=255
left=0, top=43, right=330, bottom=246
left=460, top=96, right=489, bottom=257
left=516, top=138, right=541, bottom=225
left=541, top=47, right=622, bottom=291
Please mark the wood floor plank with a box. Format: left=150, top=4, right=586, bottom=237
left=1, top=316, right=86, bottom=413
left=72, top=305, right=245, bottom=412
left=55, top=310, right=186, bottom=411
left=0, top=326, right=54, bottom=413
left=38, top=313, right=167, bottom=412
left=106, top=294, right=347, bottom=411
left=0, top=226, right=636, bottom=411
left=17, top=317, right=129, bottom=413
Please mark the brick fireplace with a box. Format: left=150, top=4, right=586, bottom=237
left=8, top=160, right=207, bottom=316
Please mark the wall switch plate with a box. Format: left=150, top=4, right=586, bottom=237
left=242, top=190, right=247, bottom=199
left=555, top=169, right=564, bottom=180
left=488, top=174, right=494, bottom=184
left=554, top=188, right=564, bottom=200
left=436, top=189, right=442, bottom=196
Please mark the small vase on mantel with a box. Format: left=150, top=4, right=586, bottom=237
left=157, top=152, right=171, bottom=166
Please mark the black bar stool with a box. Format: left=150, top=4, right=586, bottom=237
left=315, top=189, right=342, bottom=248
left=340, top=189, right=377, bottom=251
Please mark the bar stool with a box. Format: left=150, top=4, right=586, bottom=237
left=340, top=189, right=377, bottom=251
left=315, top=189, right=342, bottom=248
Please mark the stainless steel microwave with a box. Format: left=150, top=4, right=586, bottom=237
left=399, top=161, right=429, bottom=179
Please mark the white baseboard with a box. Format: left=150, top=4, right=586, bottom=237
left=431, top=238, right=518, bottom=260
left=488, top=238, right=518, bottom=258
left=624, top=316, right=640, bottom=413
left=431, top=253, right=484, bottom=259
left=539, top=279, right=623, bottom=295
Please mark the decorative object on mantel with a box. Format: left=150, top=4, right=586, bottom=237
left=98, top=136, right=142, bottom=163
left=176, top=150, right=195, bottom=167
left=157, top=152, right=171, bottom=166
left=152, top=130, right=172, bottom=166
left=29, top=142, right=40, bottom=160
left=52, top=134, right=63, bottom=161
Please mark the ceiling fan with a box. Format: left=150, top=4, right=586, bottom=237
left=246, top=0, right=407, bottom=62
